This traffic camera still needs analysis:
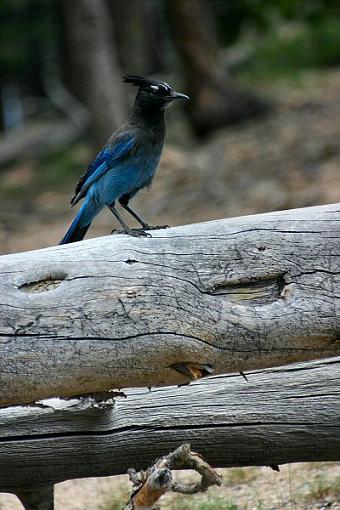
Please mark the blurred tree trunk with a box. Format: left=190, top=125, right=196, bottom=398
left=108, top=0, right=164, bottom=75
left=167, top=0, right=267, bottom=137
left=61, top=0, right=126, bottom=147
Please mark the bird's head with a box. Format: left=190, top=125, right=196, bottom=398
left=123, top=75, right=189, bottom=110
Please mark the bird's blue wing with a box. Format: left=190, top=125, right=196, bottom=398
left=71, top=132, right=135, bottom=205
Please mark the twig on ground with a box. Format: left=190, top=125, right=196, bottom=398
left=124, top=443, right=222, bottom=510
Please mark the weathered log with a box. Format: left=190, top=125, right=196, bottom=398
left=0, top=203, right=339, bottom=406
left=0, top=357, right=339, bottom=492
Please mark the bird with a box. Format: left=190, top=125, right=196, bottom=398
left=59, top=75, right=189, bottom=244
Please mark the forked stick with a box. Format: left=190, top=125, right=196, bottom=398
left=125, top=443, right=222, bottom=510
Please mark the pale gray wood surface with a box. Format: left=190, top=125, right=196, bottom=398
left=0, top=357, right=339, bottom=491
left=0, top=203, right=339, bottom=406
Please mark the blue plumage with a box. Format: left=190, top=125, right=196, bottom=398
left=60, top=76, right=188, bottom=244
left=70, top=132, right=136, bottom=206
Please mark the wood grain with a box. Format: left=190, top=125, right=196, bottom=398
left=0, top=203, right=339, bottom=406
left=0, top=357, right=339, bottom=491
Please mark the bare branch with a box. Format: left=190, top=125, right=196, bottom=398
left=125, top=444, right=222, bottom=510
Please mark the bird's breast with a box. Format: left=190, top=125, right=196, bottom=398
left=130, top=151, right=161, bottom=188
left=98, top=148, right=162, bottom=205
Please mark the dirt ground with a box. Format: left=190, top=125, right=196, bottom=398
left=1, top=462, right=340, bottom=510
left=0, top=69, right=339, bottom=509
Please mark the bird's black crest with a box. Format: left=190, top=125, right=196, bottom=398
left=123, top=75, right=172, bottom=92
left=123, top=75, right=153, bottom=88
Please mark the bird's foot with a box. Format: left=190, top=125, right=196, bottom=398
left=129, top=228, right=152, bottom=238
left=111, top=228, right=152, bottom=238
left=142, top=224, right=170, bottom=230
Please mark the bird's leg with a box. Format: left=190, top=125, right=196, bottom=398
left=120, top=203, right=148, bottom=228
left=120, top=203, right=169, bottom=231
left=109, top=204, right=151, bottom=238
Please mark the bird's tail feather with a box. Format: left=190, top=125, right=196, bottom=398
left=60, top=202, right=92, bottom=245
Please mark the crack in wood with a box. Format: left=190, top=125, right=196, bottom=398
left=1, top=420, right=338, bottom=445
left=0, top=203, right=338, bottom=406
left=19, top=273, right=67, bottom=293
left=208, top=274, right=286, bottom=305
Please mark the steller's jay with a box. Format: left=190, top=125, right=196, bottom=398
left=60, top=75, right=189, bottom=244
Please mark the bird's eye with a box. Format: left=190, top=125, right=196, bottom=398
left=160, top=84, right=171, bottom=95
left=150, top=85, right=159, bottom=91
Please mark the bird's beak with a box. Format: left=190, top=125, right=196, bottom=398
left=171, top=91, right=189, bottom=101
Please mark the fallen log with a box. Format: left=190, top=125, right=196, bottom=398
left=0, top=357, right=339, bottom=493
left=0, top=203, right=339, bottom=406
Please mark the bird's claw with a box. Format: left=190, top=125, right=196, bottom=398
left=129, top=229, right=152, bottom=238
left=111, top=228, right=152, bottom=238
left=143, top=224, right=170, bottom=230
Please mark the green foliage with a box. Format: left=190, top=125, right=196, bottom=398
left=304, top=474, right=340, bottom=502
left=34, top=143, right=88, bottom=191
left=166, top=493, right=240, bottom=510
left=0, top=142, right=88, bottom=201
left=213, top=0, right=340, bottom=83
left=213, top=0, right=340, bottom=45
left=0, top=0, right=58, bottom=82
left=97, top=490, right=127, bottom=510
left=224, top=468, right=257, bottom=486
left=165, top=492, right=270, bottom=510
left=1, top=0, right=340, bottom=113
left=236, top=14, right=340, bottom=82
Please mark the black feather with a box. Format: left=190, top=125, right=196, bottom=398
left=122, top=75, right=172, bottom=93
left=122, top=75, right=153, bottom=87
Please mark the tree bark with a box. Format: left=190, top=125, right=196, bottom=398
left=108, top=0, right=164, bottom=76
left=167, top=0, right=267, bottom=136
left=61, top=0, right=126, bottom=146
left=0, top=203, right=339, bottom=407
left=0, top=357, right=339, bottom=491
